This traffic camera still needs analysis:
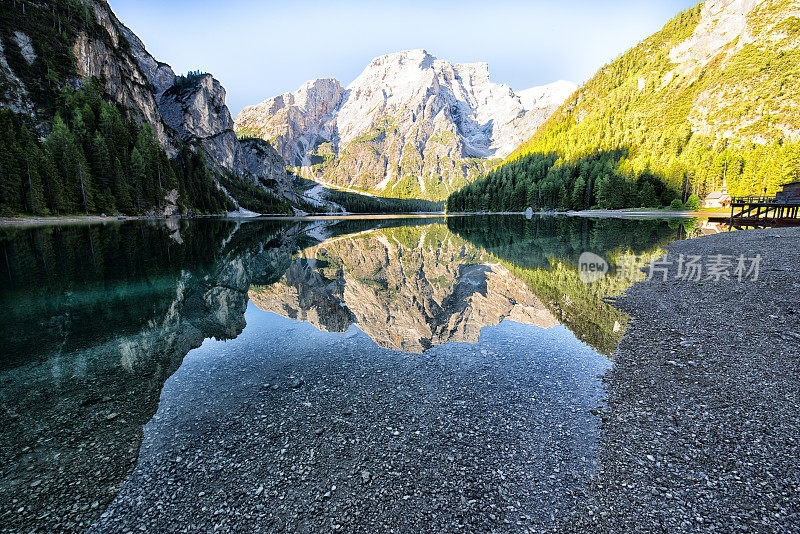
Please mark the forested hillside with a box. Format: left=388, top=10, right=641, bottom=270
left=0, top=82, right=238, bottom=215
left=448, top=1, right=800, bottom=212
left=0, top=0, right=292, bottom=217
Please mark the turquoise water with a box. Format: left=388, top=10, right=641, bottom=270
left=0, top=215, right=698, bottom=531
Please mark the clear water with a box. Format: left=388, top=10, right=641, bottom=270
left=0, top=215, right=706, bottom=531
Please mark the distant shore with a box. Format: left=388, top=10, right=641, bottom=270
left=573, top=227, right=800, bottom=531
left=0, top=215, right=149, bottom=227
left=565, top=208, right=730, bottom=219
left=0, top=208, right=729, bottom=228
left=0, top=213, right=283, bottom=228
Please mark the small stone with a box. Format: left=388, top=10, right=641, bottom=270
left=290, top=378, right=303, bottom=389
left=361, top=470, right=371, bottom=484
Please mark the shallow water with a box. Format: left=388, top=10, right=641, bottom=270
left=0, top=215, right=706, bottom=531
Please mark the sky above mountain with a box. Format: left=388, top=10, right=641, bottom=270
left=109, top=0, right=696, bottom=116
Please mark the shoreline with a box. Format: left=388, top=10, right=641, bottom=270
left=0, top=209, right=727, bottom=228
left=576, top=227, right=800, bottom=530
left=0, top=214, right=234, bottom=228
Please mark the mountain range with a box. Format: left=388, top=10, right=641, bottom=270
left=235, top=50, right=575, bottom=202
left=249, top=224, right=558, bottom=352
left=2, top=0, right=798, bottom=216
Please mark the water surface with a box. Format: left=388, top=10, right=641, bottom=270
left=0, top=215, right=708, bottom=531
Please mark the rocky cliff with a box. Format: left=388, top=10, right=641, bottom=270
left=249, top=224, right=558, bottom=352
left=235, top=50, right=575, bottom=201
left=0, top=0, right=292, bottom=210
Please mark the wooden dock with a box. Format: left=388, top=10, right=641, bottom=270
left=730, top=196, right=800, bottom=227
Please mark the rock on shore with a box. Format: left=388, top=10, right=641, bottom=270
left=574, top=227, right=800, bottom=531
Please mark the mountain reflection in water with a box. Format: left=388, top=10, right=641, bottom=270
left=249, top=225, right=559, bottom=353
left=0, top=215, right=693, bottom=532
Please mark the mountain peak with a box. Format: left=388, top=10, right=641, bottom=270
left=371, top=49, right=435, bottom=66
left=236, top=51, right=575, bottom=201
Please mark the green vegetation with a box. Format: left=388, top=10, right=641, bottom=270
left=684, top=194, right=701, bottom=210
left=0, top=1, right=291, bottom=217
left=234, top=127, right=260, bottom=140
left=446, top=216, right=683, bottom=354
left=0, top=0, right=109, bottom=112
left=168, top=70, right=208, bottom=93
left=291, top=176, right=442, bottom=213
left=449, top=3, right=800, bottom=213
left=448, top=150, right=681, bottom=211
left=0, top=80, right=235, bottom=216
left=309, top=141, right=336, bottom=173
left=217, top=172, right=291, bottom=214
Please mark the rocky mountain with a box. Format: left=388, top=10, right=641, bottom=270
left=449, top=0, right=800, bottom=212
left=248, top=224, right=558, bottom=353
left=0, top=0, right=293, bottom=215
left=235, top=50, right=575, bottom=201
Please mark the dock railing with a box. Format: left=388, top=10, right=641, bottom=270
left=729, top=195, right=800, bottom=225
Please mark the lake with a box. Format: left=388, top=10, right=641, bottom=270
left=0, top=215, right=714, bottom=532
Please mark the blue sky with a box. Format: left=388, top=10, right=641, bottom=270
left=109, top=0, right=697, bottom=116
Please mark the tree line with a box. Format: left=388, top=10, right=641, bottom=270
left=0, top=80, right=237, bottom=216
left=448, top=3, right=800, bottom=213
left=447, top=150, right=690, bottom=212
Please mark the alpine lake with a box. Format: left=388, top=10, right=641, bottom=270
left=0, top=214, right=718, bottom=532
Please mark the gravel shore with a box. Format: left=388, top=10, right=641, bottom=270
left=574, top=227, right=800, bottom=532
left=90, top=312, right=609, bottom=533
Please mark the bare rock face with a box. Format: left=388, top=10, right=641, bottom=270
left=0, top=0, right=292, bottom=207
left=160, top=75, right=241, bottom=170
left=235, top=50, right=576, bottom=201
left=669, top=0, right=761, bottom=75
left=0, top=37, right=32, bottom=114
left=71, top=4, right=175, bottom=156
left=249, top=225, right=558, bottom=353
left=235, top=78, right=345, bottom=166
left=11, top=32, right=35, bottom=65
